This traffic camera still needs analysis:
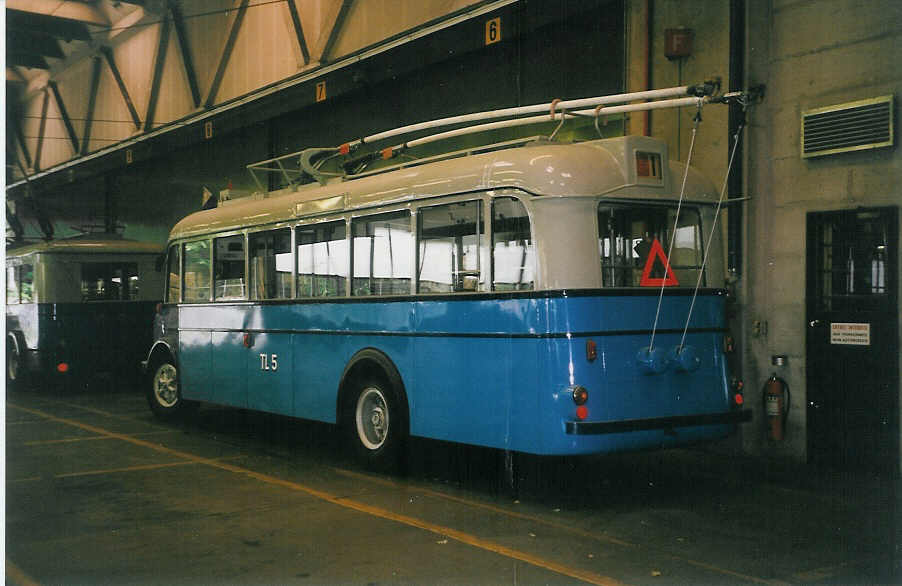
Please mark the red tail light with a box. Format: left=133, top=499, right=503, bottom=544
left=57, top=362, right=70, bottom=374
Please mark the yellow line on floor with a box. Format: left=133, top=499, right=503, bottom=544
left=6, top=560, right=40, bottom=586
left=334, top=468, right=785, bottom=585
left=25, top=436, right=116, bottom=446
left=9, top=403, right=623, bottom=586
left=333, top=467, right=636, bottom=546
left=56, top=460, right=201, bottom=478
left=24, top=430, right=179, bottom=446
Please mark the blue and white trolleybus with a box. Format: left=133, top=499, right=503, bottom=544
left=144, top=83, right=751, bottom=470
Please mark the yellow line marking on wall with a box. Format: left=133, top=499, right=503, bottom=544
left=9, top=403, right=623, bottom=586
left=6, top=560, right=41, bottom=586
left=333, top=467, right=636, bottom=546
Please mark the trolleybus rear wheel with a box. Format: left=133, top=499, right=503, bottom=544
left=346, top=376, right=407, bottom=473
left=147, top=358, right=196, bottom=420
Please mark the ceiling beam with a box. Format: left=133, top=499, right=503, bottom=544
left=81, top=57, right=103, bottom=156
left=12, top=118, right=33, bottom=171
left=100, top=46, right=142, bottom=130
left=204, top=0, right=250, bottom=109
left=169, top=0, right=201, bottom=108
left=144, top=17, right=172, bottom=131
left=320, top=0, right=354, bottom=64
left=286, top=0, right=311, bottom=66
left=33, top=90, right=50, bottom=172
left=48, top=81, right=80, bottom=154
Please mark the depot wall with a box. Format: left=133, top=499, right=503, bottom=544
left=741, top=0, right=902, bottom=463
left=635, top=0, right=901, bottom=465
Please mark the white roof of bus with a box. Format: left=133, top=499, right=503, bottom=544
left=170, top=135, right=719, bottom=241
left=7, top=235, right=163, bottom=258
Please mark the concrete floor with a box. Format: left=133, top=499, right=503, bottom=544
left=5, top=382, right=898, bottom=585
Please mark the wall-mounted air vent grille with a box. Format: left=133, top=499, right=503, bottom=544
left=801, top=95, right=893, bottom=158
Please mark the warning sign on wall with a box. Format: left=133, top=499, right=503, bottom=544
left=830, top=322, right=871, bottom=346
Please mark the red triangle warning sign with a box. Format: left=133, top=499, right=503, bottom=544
left=639, top=238, right=679, bottom=287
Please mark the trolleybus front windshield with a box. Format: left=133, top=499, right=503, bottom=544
left=598, top=204, right=704, bottom=288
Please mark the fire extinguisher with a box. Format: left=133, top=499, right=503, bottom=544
left=763, top=373, right=790, bottom=441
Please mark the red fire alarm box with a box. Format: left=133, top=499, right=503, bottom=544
left=665, top=28, right=694, bottom=60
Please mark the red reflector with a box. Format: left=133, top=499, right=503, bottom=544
left=576, top=405, right=589, bottom=420
left=57, top=362, right=70, bottom=374
left=586, top=339, right=597, bottom=362
left=734, top=393, right=744, bottom=406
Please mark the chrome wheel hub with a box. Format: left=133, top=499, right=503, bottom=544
left=153, top=364, right=179, bottom=408
left=356, top=387, right=389, bottom=450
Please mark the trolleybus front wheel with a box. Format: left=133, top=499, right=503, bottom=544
left=147, top=358, right=196, bottom=420
left=6, top=334, right=25, bottom=389
left=345, top=376, right=407, bottom=473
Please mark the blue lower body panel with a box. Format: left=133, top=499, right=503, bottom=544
left=169, top=291, right=745, bottom=456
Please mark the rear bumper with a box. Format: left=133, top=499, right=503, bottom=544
left=565, top=409, right=752, bottom=435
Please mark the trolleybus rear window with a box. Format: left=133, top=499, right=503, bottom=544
left=81, top=262, right=140, bottom=301
left=598, top=204, right=704, bottom=287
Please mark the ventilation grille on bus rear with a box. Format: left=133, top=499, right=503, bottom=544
left=801, top=95, right=894, bottom=158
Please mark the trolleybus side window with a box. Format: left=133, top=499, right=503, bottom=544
left=81, top=262, right=140, bottom=300
left=492, top=197, right=534, bottom=291
left=297, top=221, right=348, bottom=298
left=352, top=211, right=413, bottom=296
left=417, top=200, right=486, bottom=293
left=249, top=229, right=292, bottom=300
left=7, top=265, right=20, bottom=304
left=597, top=204, right=704, bottom=287
left=166, top=244, right=181, bottom=303
left=8, top=263, right=35, bottom=303
left=214, top=234, right=246, bottom=300
left=183, top=240, right=211, bottom=302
